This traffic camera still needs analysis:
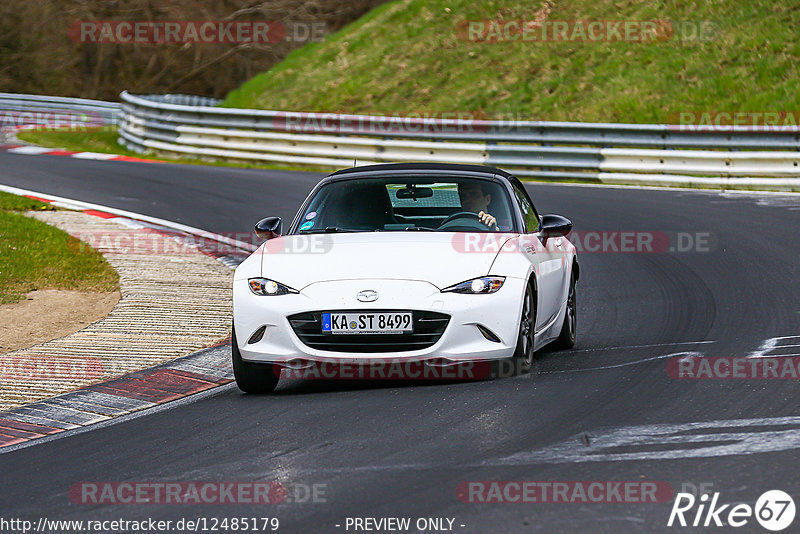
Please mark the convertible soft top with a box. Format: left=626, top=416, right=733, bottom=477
left=329, top=162, right=515, bottom=180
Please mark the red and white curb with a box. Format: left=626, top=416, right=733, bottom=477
left=0, top=143, right=159, bottom=163
left=0, top=185, right=256, bottom=451
left=0, top=344, right=234, bottom=450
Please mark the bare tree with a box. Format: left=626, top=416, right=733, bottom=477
left=0, top=0, right=385, bottom=100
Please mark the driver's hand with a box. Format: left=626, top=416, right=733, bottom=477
left=478, top=211, right=498, bottom=230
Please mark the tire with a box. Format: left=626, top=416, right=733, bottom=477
left=232, top=326, right=279, bottom=393
left=509, top=282, right=536, bottom=376
left=552, top=274, right=577, bottom=350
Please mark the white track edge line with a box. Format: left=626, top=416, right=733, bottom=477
left=0, top=183, right=257, bottom=252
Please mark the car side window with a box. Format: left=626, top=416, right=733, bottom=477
left=511, top=182, right=539, bottom=232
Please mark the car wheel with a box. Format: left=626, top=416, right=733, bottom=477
left=553, top=274, right=577, bottom=350
left=509, top=282, right=536, bottom=376
left=232, top=326, right=279, bottom=393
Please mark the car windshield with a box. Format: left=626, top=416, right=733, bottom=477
left=295, top=176, right=516, bottom=233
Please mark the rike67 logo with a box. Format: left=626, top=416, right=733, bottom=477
left=668, top=490, right=795, bottom=531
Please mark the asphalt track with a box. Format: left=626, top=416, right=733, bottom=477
left=1, top=151, right=800, bottom=532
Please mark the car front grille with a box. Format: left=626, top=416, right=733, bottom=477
left=287, top=310, right=450, bottom=353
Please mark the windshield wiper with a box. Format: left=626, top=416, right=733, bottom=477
left=298, top=226, right=359, bottom=234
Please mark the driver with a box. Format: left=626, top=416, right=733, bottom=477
left=457, top=182, right=499, bottom=230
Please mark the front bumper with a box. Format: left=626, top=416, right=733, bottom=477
left=233, top=277, right=525, bottom=365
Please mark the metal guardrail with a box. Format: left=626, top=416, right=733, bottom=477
left=119, top=92, right=800, bottom=190
left=4, top=91, right=799, bottom=190
left=119, top=92, right=800, bottom=149
left=0, top=93, right=120, bottom=130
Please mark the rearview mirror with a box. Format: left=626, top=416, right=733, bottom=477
left=255, top=217, right=282, bottom=241
left=396, top=186, right=433, bottom=199
left=540, top=214, right=572, bottom=239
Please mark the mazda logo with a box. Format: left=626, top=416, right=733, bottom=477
left=356, top=290, right=379, bottom=302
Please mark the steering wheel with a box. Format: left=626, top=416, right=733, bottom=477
left=438, top=211, right=489, bottom=231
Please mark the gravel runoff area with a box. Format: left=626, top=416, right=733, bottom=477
left=0, top=209, right=234, bottom=411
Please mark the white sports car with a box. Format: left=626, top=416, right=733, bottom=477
left=232, top=163, right=578, bottom=392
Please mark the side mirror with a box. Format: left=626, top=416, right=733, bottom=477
left=255, top=217, right=282, bottom=241
left=540, top=214, right=572, bottom=239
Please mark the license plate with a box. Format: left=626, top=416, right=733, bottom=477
left=321, top=312, right=412, bottom=334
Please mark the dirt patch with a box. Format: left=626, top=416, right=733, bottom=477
left=0, top=289, right=119, bottom=354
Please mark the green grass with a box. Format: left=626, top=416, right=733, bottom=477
left=221, top=0, right=800, bottom=123
left=15, top=129, right=146, bottom=158
left=0, top=192, right=119, bottom=304
left=15, top=128, right=334, bottom=173
left=0, top=192, right=56, bottom=212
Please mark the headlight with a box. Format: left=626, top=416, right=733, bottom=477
left=248, top=278, right=298, bottom=296
left=441, top=276, right=505, bottom=294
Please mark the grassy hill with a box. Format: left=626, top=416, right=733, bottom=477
left=221, top=0, right=800, bottom=123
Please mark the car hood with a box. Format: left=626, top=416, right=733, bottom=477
left=259, top=232, right=516, bottom=290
